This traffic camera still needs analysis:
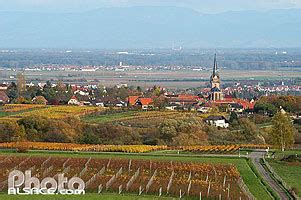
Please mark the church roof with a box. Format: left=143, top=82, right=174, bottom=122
left=213, top=53, right=218, bottom=76
left=211, top=87, right=221, bottom=92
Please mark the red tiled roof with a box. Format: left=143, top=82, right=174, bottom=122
left=138, top=98, right=153, bottom=105
left=70, top=95, right=78, bottom=100
left=128, top=96, right=140, bottom=105
left=212, top=98, right=255, bottom=109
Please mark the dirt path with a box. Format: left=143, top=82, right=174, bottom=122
left=249, top=150, right=290, bottom=200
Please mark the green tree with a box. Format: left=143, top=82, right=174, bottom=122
left=159, top=119, right=178, bottom=144
left=238, top=118, right=264, bottom=143
left=7, top=82, right=18, bottom=101
left=254, top=102, right=277, bottom=115
left=136, top=86, right=142, bottom=93
left=229, top=112, right=238, bottom=123
left=270, top=112, right=296, bottom=151
left=79, top=132, right=100, bottom=144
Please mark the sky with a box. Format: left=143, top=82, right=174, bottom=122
left=0, top=0, right=301, bottom=13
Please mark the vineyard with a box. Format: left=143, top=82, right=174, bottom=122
left=84, top=110, right=185, bottom=125
left=178, top=144, right=271, bottom=154
left=0, top=155, right=249, bottom=199
left=0, top=142, right=167, bottom=153
left=0, top=142, right=270, bottom=154
left=0, top=104, right=104, bottom=121
left=1, top=104, right=47, bottom=112
left=16, top=106, right=101, bottom=119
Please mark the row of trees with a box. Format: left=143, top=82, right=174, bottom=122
left=0, top=112, right=296, bottom=150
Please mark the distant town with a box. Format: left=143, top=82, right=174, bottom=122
left=1, top=55, right=300, bottom=130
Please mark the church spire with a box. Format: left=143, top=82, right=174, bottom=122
left=209, top=53, right=223, bottom=101
left=213, top=53, right=218, bottom=76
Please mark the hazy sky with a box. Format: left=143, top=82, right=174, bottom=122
left=0, top=0, right=300, bottom=13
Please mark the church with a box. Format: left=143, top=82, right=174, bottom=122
left=206, top=54, right=255, bottom=111
left=209, top=54, right=223, bottom=101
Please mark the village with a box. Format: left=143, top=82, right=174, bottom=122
left=1, top=55, right=301, bottom=130
left=0, top=55, right=264, bottom=129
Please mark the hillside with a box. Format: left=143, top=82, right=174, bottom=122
left=1, top=7, right=301, bottom=48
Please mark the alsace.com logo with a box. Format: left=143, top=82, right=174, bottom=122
left=8, top=170, right=85, bottom=195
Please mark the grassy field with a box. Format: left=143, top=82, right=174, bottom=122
left=0, top=111, right=10, bottom=117
left=83, top=111, right=141, bottom=123
left=0, top=150, right=272, bottom=200
left=82, top=110, right=220, bottom=130
left=268, top=161, right=301, bottom=197
left=267, top=150, right=301, bottom=197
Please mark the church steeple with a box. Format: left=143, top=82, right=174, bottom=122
left=209, top=53, right=223, bottom=101
left=213, top=53, right=218, bottom=76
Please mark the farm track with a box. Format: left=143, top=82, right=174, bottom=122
left=250, top=151, right=291, bottom=200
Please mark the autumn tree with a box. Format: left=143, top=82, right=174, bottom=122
left=153, top=95, right=168, bottom=110
left=159, top=118, right=208, bottom=146
left=210, top=106, right=219, bottom=114
left=270, top=111, right=296, bottom=151
left=0, top=121, right=25, bottom=142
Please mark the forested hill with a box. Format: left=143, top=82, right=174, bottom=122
left=0, top=7, right=301, bottom=49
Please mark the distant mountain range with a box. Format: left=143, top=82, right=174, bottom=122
left=1, top=7, right=301, bottom=49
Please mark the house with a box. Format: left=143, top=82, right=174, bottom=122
left=68, top=96, right=81, bottom=105
left=165, top=103, right=179, bottom=110
left=0, top=84, right=8, bottom=91
left=127, top=96, right=140, bottom=106
left=74, top=90, right=89, bottom=96
left=135, top=98, right=153, bottom=110
left=198, top=106, right=211, bottom=113
left=127, top=96, right=154, bottom=110
left=212, top=98, right=255, bottom=113
left=166, top=94, right=200, bottom=106
left=96, top=103, right=104, bottom=107
left=228, top=103, right=244, bottom=113
left=77, top=94, right=92, bottom=106
left=116, top=83, right=128, bottom=88
left=96, top=97, right=126, bottom=107
left=0, top=91, right=9, bottom=104
left=32, top=96, right=48, bottom=105
left=204, top=116, right=229, bottom=128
